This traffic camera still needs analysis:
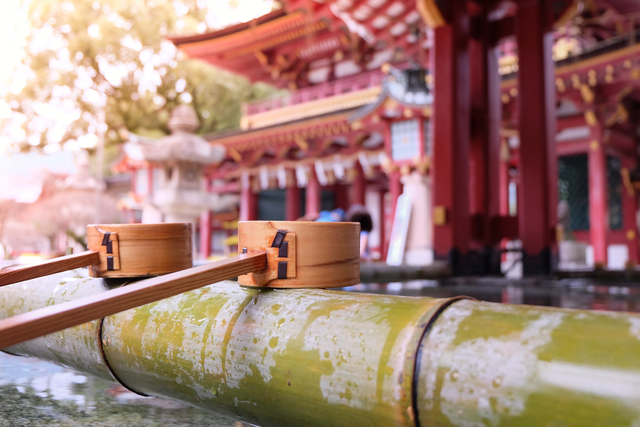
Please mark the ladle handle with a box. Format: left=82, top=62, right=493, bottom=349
left=0, top=252, right=267, bottom=349
left=0, top=251, right=101, bottom=287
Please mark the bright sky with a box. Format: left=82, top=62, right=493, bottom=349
left=0, top=0, right=73, bottom=201
left=0, top=0, right=273, bottom=199
left=0, top=151, right=76, bottom=202
left=0, top=1, right=27, bottom=88
left=0, top=0, right=274, bottom=86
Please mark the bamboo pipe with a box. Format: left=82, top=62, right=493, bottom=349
left=414, top=299, right=640, bottom=427
left=0, top=269, right=455, bottom=427
left=3, top=271, right=640, bottom=427
left=0, top=253, right=266, bottom=348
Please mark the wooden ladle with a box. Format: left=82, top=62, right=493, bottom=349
left=0, top=223, right=193, bottom=287
left=0, top=221, right=359, bottom=349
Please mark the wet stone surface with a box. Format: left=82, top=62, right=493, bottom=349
left=343, top=278, right=640, bottom=313
left=0, top=352, right=238, bottom=427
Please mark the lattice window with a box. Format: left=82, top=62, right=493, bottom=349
left=258, top=189, right=286, bottom=220
left=299, top=189, right=335, bottom=216
left=263, top=189, right=336, bottom=219
left=558, top=154, right=590, bottom=231
left=391, top=119, right=420, bottom=161
left=423, top=120, right=432, bottom=157
left=607, top=155, right=623, bottom=230
left=321, top=190, right=335, bottom=212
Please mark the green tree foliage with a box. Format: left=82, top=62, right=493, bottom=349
left=4, top=0, right=277, bottom=155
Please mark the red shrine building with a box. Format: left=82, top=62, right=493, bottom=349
left=118, top=0, right=640, bottom=276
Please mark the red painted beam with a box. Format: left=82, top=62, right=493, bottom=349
left=373, top=7, right=419, bottom=38
left=344, top=0, right=371, bottom=14
left=272, top=31, right=347, bottom=63
left=608, top=128, right=637, bottom=157
left=487, top=16, right=514, bottom=46
left=555, top=44, right=640, bottom=78
left=360, top=1, right=398, bottom=27
left=556, top=139, right=591, bottom=156
left=210, top=182, right=240, bottom=194
left=557, top=115, right=587, bottom=131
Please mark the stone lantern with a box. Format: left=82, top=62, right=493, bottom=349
left=127, top=105, right=237, bottom=237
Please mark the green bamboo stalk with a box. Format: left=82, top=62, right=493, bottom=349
left=416, top=299, right=640, bottom=427
left=0, top=270, right=117, bottom=382
left=0, top=269, right=453, bottom=427
left=4, top=270, right=640, bottom=427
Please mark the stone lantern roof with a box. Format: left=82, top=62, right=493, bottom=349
left=137, top=105, right=225, bottom=165
left=121, top=105, right=237, bottom=228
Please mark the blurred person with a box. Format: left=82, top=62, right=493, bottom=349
left=315, top=208, right=345, bottom=222
left=346, top=204, right=373, bottom=261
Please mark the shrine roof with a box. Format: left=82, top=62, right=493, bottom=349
left=168, top=9, right=288, bottom=44
left=169, top=0, right=428, bottom=86
left=204, top=107, right=360, bottom=147
left=501, top=30, right=640, bottom=88
left=169, top=10, right=337, bottom=84
left=169, top=0, right=639, bottom=94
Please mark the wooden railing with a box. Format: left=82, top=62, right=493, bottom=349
left=246, top=69, right=387, bottom=115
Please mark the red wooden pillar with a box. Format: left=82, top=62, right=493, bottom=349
left=486, top=47, right=502, bottom=234
left=625, top=197, right=640, bottom=266
left=131, top=169, right=137, bottom=195
left=589, top=128, right=608, bottom=267
left=431, top=1, right=471, bottom=273
left=147, top=168, right=154, bottom=195
left=379, top=188, right=387, bottom=260
left=499, top=143, right=510, bottom=217
left=383, top=172, right=403, bottom=260
left=352, top=163, right=366, bottom=207
left=389, top=171, right=402, bottom=229
left=499, top=154, right=511, bottom=263
left=286, top=185, right=301, bottom=221
left=469, top=41, right=486, bottom=224
left=306, top=168, right=321, bottom=217
left=334, top=184, right=348, bottom=210
left=622, top=159, right=639, bottom=265
left=240, top=172, right=257, bottom=221
left=468, top=11, right=502, bottom=273
left=515, top=0, right=557, bottom=275
left=199, top=177, right=212, bottom=259
left=199, top=211, right=211, bottom=260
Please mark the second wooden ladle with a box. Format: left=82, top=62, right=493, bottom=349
left=0, top=221, right=360, bottom=349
